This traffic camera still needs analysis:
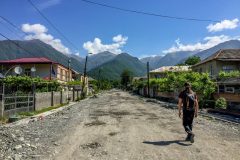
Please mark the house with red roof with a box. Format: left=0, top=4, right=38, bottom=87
left=0, top=57, right=78, bottom=83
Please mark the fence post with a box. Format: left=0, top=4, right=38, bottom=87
left=51, top=91, right=54, bottom=106
left=33, top=93, right=36, bottom=111
left=72, top=90, right=75, bottom=101
left=14, top=93, right=17, bottom=111
left=60, top=91, right=63, bottom=104
left=27, top=94, right=30, bottom=112
left=1, top=84, right=5, bottom=118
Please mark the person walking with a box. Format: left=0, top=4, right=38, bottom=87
left=178, top=82, right=199, bottom=143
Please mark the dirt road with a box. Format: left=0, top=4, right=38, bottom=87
left=1, top=90, right=239, bottom=160
left=52, top=90, right=239, bottom=160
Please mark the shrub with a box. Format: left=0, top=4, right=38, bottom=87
left=218, top=71, right=240, bottom=79
left=134, top=72, right=216, bottom=99
left=1, top=76, right=61, bottom=93
left=215, top=97, right=227, bottom=109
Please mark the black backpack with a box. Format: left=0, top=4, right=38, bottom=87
left=185, top=92, right=196, bottom=110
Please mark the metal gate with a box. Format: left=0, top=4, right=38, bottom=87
left=2, top=94, right=34, bottom=116
left=0, top=84, right=35, bottom=117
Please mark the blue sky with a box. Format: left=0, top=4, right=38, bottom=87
left=0, top=0, right=240, bottom=58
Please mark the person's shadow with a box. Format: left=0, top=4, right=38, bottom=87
left=143, top=140, right=192, bottom=146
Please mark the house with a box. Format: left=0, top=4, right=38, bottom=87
left=0, top=57, right=79, bottom=83
left=192, top=49, right=240, bottom=78
left=149, top=66, right=190, bottom=79
left=214, top=77, right=240, bottom=111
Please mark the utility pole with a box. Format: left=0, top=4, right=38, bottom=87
left=81, top=53, right=91, bottom=98
left=147, top=62, right=150, bottom=98
left=68, top=59, right=71, bottom=82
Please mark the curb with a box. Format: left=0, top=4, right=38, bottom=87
left=5, top=102, right=78, bottom=127
left=5, top=95, right=94, bottom=127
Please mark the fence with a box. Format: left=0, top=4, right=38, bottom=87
left=1, top=93, right=34, bottom=117
left=0, top=88, right=82, bottom=118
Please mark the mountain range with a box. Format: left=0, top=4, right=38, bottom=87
left=140, top=40, right=240, bottom=69
left=0, top=39, right=85, bottom=73
left=0, top=39, right=240, bottom=80
left=88, top=53, right=147, bottom=80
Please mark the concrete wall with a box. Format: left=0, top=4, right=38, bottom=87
left=0, top=90, right=82, bottom=117
left=35, top=91, right=72, bottom=111
left=35, top=92, right=52, bottom=111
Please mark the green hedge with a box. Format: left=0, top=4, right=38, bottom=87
left=133, top=72, right=216, bottom=99
left=0, top=76, right=61, bottom=93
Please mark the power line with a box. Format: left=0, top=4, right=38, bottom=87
left=0, top=32, right=35, bottom=56
left=0, top=16, right=26, bottom=39
left=0, top=16, right=28, bottom=37
left=27, top=0, right=79, bottom=51
left=81, top=0, right=220, bottom=23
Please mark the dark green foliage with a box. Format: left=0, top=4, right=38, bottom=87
left=218, top=71, right=240, bottom=79
left=184, top=56, right=201, bottom=65
left=134, top=72, right=216, bottom=99
left=215, top=97, right=227, bottom=109
left=121, top=69, right=133, bottom=89
left=1, top=76, right=61, bottom=93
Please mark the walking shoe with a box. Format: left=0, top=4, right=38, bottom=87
left=190, top=133, right=195, bottom=143
left=185, top=134, right=191, bottom=141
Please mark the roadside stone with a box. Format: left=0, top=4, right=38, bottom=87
left=54, top=142, right=60, bottom=146
left=25, top=143, right=31, bottom=147
left=14, top=154, right=21, bottom=160
left=14, top=145, right=22, bottom=150
left=31, top=145, right=37, bottom=149
left=18, top=137, right=24, bottom=142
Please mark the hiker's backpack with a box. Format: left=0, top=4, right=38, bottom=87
left=185, top=92, right=196, bottom=110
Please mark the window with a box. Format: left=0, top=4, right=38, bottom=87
left=199, top=68, right=202, bottom=73
left=24, top=68, right=31, bottom=76
left=222, top=65, right=234, bottom=72
left=219, top=85, right=225, bottom=93
left=225, top=87, right=234, bottom=93
left=210, top=65, right=214, bottom=76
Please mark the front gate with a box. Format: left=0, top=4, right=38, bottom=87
left=2, top=94, right=34, bottom=117
left=0, top=84, right=35, bottom=117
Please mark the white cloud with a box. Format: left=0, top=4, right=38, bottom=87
left=83, top=34, right=128, bottom=54
left=22, top=23, right=71, bottom=54
left=207, top=19, right=239, bottom=32
left=162, top=35, right=239, bottom=53
left=139, top=54, right=158, bottom=59
left=38, top=0, right=62, bottom=10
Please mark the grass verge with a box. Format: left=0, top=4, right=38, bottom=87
left=18, top=102, right=69, bottom=118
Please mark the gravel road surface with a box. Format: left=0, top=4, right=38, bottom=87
left=0, top=89, right=239, bottom=160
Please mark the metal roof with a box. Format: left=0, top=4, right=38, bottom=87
left=193, top=49, right=240, bottom=67
left=0, top=57, right=55, bottom=64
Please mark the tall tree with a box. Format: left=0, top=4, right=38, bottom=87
left=184, top=56, right=201, bottom=65
left=120, top=69, right=132, bottom=89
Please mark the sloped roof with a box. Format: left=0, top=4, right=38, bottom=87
left=217, top=77, right=240, bottom=85
left=150, top=66, right=190, bottom=73
left=0, top=57, right=55, bottom=64
left=0, top=57, right=78, bottom=74
left=193, top=49, right=240, bottom=67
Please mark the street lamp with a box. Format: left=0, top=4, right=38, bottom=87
left=81, top=53, right=92, bottom=98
